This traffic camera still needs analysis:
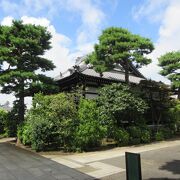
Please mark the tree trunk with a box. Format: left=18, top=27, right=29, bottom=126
left=19, top=95, right=25, bottom=122
left=178, top=87, right=180, bottom=100
left=125, top=60, right=129, bottom=84
left=156, top=112, right=162, bottom=132
left=18, top=79, right=25, bottom=123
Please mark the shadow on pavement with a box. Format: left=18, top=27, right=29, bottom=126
left=0, top=142, right=96, bottom=180
left=160, top=160, right=180, bottom=175
left=145, top=160, right=180, bottom=180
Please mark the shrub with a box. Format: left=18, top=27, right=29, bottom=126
left=5, top=109, right=19, bottom=137
left=168, top=100, right=180, bottom=133
left=114, top=128, right=129, bottom=146
left=24, top=93, right=78, bottom=151
left=128, top=126, right=141, bottom=145
left=97, top=84, right=149, bottom=129
left=22, top=124, right=32, bottom=145
left=155, top=131, right=164, bottom=141
left=141, top=130, right=151, bottom=143
left=0, top=108, right=8, bottom=135
left=30, top=117, right=52, bottom=151
left=160, top=127, right=174, bottom=139
left=17, top=125, right=24, bottom=142
left=75, top=99, right=106, bottom=151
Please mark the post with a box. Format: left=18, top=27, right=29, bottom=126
left=125, top=152, right=142, bottom=180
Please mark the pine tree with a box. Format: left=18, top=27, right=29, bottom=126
left=0, top=20, right=57, bottom=122
left=158, top=51, right=180, bottom=99
left=86, top=27, right=154, bottom=84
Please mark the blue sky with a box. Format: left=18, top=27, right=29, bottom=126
left=0, top=0, right=160, bottom=45
left=0, top=0, right=180, bottom=104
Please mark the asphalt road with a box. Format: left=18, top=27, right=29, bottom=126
left=101, top=144, right=180, bottom=180
left=0, top=142, right=94, bottom=180
left=0, top=140, right=180, bottom=180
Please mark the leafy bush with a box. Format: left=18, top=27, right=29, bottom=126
left=160, top=127, right=174, bottom=139
left=5, top=111, right=19, bottom=137
left=0, top=108, right=8, bottom=135
left=30, top=117, right=53, bottom=151
left=17, top=125, right=24, bottom=142
left=75, top=99, right=106, bottom=151
left=155, top=131, right=164, bottom=141
left=97, top=84, right=149, bottom=130
left=114, top=128, right=129, bottom=146
left=128, top=126, right=141, bottom=145
left=139, top=80, right=172, bottom=127
left=21, top=124, right=32, bottom=145
left=21, top=93, right=78, bottom=151
left=168, top=100, right=180, bottom=133
left=141, top=130, right=151, bottom=143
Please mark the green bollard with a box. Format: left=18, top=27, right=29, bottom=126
left=125, top=152, right=142, bottom=180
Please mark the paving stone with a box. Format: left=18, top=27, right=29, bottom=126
left=0, top=142, right=94, bottom=180
left=27, top=167, right=45, bottom=177
left=10, top=168, right=37, bottom=180
left=0, top=171, right=16, bottom=180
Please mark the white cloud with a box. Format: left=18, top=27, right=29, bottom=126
left=0, top=0, right=61, bottom=18
left=1, top=16, right=13, bottom=26
left=65, top=0, right=105, bottom=48
left=0, top=0, right=105, bottom=47
left=132, top=0, right=169, bottom=23
left=0, top=0, right=106, bottom=56
left=136, top=0, right=180, bottom=84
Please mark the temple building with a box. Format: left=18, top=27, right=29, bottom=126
left=54, top=57, right=145, bottom=98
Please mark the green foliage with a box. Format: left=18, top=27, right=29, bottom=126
left=75, top=99, right=106, bottom=151
left=0, top=108, right=8, bottom=135
left=17, top=125, right=24, bottom=143
left=114, top=128, right=129, bottom=146
left=139, top=80, right=172, bottom=127
left=5, top=114, right=18, bottom=137
left=154, top=126, right=175, bottom=141
left=160, top=127, right=174, bottom=139
left=158, top=51, right=180, bottom=98
left=168, top=100, right=180, bottom=132
left=141, top=130, right=151, bottom=143
left=17, top=123, right=32, bottom=145
left=86, top=27, right=154, bottom=83
left=17, top=85, right=177, bottom=152
left=0, top=20, right=57, bottom=122
left=22, top=124, right=32, bottom=145
left=155, top=131, right=164, bottom=141
left=97, top=83, right=148, bottom=133
left=20, top=93, right=78, bottom=151
left=128, top=126, right=141, bottom=144
left=30, top=117, right=54, bottom=151
left=4, top=101, right=22, bottom=137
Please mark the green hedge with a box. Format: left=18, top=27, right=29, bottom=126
left=114, top=128, right=129, bottom=146
left=75, top=99, right=106, bottom=151
left=18, top=93, right=78, bottom=151
left=0, top=108, right=8, bottom=136
left=17, top=86, right=178, bottom=152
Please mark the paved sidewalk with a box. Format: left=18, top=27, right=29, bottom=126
left=42, top=139, right=180, bottom=179
left=1, top=138, right=180, bottom=179
left=0, top=141, right=95, bottom=180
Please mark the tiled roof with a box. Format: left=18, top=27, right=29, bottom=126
left=54, top=58, right=145, bottom=84
left=81, top=68, right=144, bottom=84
